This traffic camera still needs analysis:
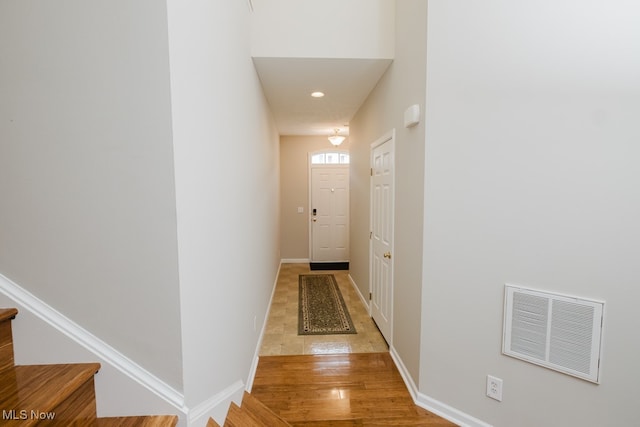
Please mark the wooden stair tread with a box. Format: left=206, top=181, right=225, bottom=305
left=0, top=363, right=100, bottom=424
left=225, top=401, right=277, bottom=427
left=224, top=402, right=248, bottom=426
left=222, top=393, right=292, bottom=427
left=0, top=309, right=17, bottom=373
left=96, top=415, right=179, bottom=427
left=240, top=391, right=291, bottom=426
left=0, top=308, right=18, bottom=323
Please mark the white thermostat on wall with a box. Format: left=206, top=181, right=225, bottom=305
left=404, top=104, right=420, bottom=128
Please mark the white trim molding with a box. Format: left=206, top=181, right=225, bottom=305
left=0, top=272, right=187, bottom=412
left=347, top=274, right=369, bottom=313
left=415, top=393, right=493, bottom=427
left=389, top=346, right=491, bottom=427
left=281, top=258, right=309, bottom=264
left=187, top=380, right=245, bottom=427
left=389, top=346, right=419, bottom=398
left=246, top=261, right=282, bottom=392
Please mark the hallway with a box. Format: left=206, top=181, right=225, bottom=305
left=259, top=263, right=388, bottom=356
left=253, top=264, right=456, bottom=425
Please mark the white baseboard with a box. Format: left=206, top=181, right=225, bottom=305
left=389, top=346, right=491, bottom=427
left=389, top=346, right=419, bottom=398
left=281, top=258, right=309, bottom=264
left=187, top=380, right=245, bottom=427
left=416, top=392, right=493, bottom=427
left=0, top=272, right=187, bottom=418
left=347, top=274, right=370, bottom=313
left=246, top=260, right=282, bottom=392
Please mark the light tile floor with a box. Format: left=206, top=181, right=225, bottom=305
left=259, top=263, right=389, bottom=356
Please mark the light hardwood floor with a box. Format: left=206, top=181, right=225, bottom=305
left=253, top=264, right=457, bottom=426
left=252, top=352, right=457, bottom=426
left=259, top=263, right=388, bottom=356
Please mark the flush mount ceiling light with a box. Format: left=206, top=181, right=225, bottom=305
left=328, top=129, right=345, bottom=146
left=311, top=91, right=325, bottom=98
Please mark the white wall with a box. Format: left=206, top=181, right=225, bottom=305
left=250, top=0, right=395, bottom=59
left=349, top=0, right=428, bottom=384
left=420, top=1, right=640, bottom=426
left=0, top=0, right=183, bottom=390
left=166, top=0, right=281, bottom=422
left=1, top=0, right=281, bottom=423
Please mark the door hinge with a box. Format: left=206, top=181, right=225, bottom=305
left=369, top=231, right=372, bottom=239
left=370, top=168, right=373, bottom=176
left=369, top=292, right=372, bottom=300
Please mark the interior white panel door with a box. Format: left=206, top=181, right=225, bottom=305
left=311, top=166, right=350, bottom=262
left=371, top=137, right=394, bottom=342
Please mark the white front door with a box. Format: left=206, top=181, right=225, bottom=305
left=310, top=166, right=349, bottom=262
left=370, top=133, right=394, bottom=342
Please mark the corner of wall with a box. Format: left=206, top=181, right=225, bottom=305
left=186, top=380, right=245, bottom=427
left=389, top=346, right=490, bottom=427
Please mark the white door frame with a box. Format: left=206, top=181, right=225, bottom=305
left=308, top=150, right=350, bottom=262
left=369, top=129, right=395, bottom=343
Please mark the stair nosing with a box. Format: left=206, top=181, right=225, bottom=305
left=0, top=308, right=18, bottom=323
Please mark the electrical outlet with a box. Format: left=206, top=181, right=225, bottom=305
left=486, top=375, right=503, bottom=402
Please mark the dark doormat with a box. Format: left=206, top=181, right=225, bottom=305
left=298, top=274, right=356, bottom=335
left=309, top=262, right=349, bottom=271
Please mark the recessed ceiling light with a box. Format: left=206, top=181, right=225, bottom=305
left=311, top=91, right=325, bottom=98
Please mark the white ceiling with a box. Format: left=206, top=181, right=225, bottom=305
left=252, top=57, right=392, bottom=136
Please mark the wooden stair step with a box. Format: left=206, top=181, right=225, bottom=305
left=222, top=393, right=292, bottom=427
left=0, top=363, right=100, bottom=426
left=0, top=308, right=18, bottom=373
left=207, top=418, right=222, bottom=427
left=223, top=402, right=246, bottom=426
left=226, top=400, right=279, bottom=427
left=96, top=415, right=179, bottom=427
left=240, top=391, right=291, bottom=426
left=0, top=308, right=18, bottom=323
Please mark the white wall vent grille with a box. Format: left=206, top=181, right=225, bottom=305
left=503, top=285, right=604, bottom=383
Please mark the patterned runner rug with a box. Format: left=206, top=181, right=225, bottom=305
left=298, top=274, right=356, bottom=335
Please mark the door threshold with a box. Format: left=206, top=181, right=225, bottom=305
left=309, top=262, right=349, bottom=271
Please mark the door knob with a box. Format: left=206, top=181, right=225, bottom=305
left=383, top=252, right=392, bottom=259
left=312, top=218, right=317, bottom=222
